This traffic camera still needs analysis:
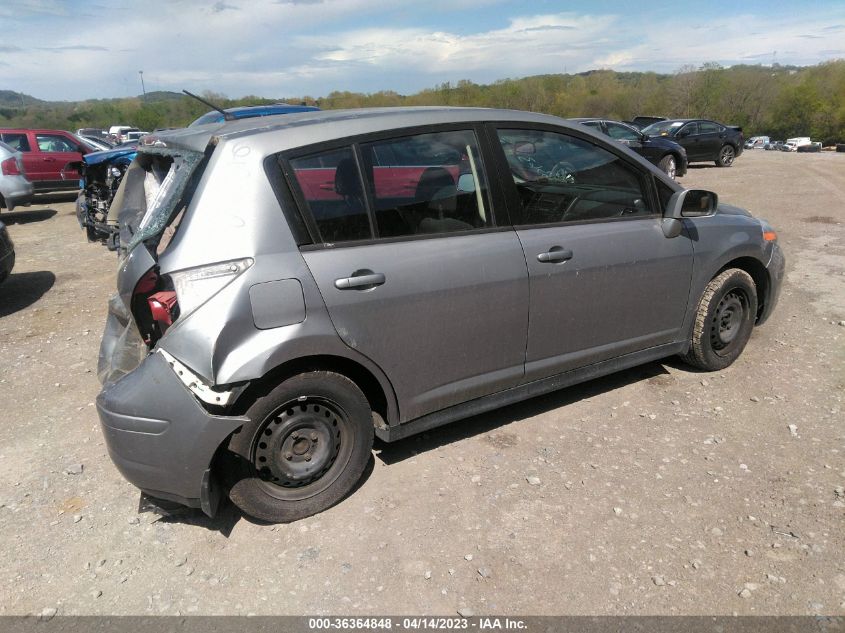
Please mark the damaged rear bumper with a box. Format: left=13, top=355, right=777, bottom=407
left=96, top=351, right=247, bottom=516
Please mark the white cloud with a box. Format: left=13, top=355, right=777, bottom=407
left=1, top=2, right=842, bottom=100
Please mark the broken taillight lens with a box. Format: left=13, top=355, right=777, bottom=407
left=131, top=269, right=180, bottom=345
left=147, top=291, right=178, bottom=327
left=1, top=157, right=21, bottom=176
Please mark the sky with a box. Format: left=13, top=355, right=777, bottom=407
left=1, top=0, right=844, bottom=102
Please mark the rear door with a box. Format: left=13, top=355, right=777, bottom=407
left=490, top=125, right=694, bottom=381
left=285, top=127, right=529, bottom=422
left=699, top=121, right=729, bottom=159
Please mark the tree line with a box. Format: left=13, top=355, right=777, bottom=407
left=1, top=60, right=843, bottom=144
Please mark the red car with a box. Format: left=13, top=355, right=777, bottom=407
left=0, top=129, right=91, bottom=192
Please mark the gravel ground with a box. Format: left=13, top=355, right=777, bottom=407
left=0, top=150, right=843, bottom=617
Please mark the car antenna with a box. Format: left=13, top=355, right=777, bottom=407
left=182, top=90, right=236, bottom=121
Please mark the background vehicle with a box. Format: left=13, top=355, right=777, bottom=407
left=641, top=119, right=744, bottom=167
left=745, top=136, right=770, bottom=149
left=0, top=220, right=14, bottom=284
left=570, top=118, right=687, bottom=179
left=626, top=115, right=666, bottom=129
left=189, top=103, right=320, bottom=126
left=75, top=143, right=138, bottom=247
left=77, top=127, right=108, bottom=140
left=107, top=126, right=140, bottom=144
left=0, top=141, right=34, bottom=211
left=123, top=131, right=149, bottom=142
left=95, top=108, right=784, bottom=524
left=77, top=135, right=114, bottom=151
left=765, top=140, right=784, bottom=150
left=785, top=137, right=812, bottom=151
left=0, top=128, right=90, bottom=192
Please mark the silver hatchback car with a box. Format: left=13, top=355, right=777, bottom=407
left=0, top=140, right=34, bottom=211
left=96, top=108, right=784, bottom=523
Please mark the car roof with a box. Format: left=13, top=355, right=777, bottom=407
left=155, top=106, right=575, bottom=153
left=0, top=128, right=76, bottom=134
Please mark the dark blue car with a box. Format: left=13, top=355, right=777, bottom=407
left=189, top=103, right=320, bottom=127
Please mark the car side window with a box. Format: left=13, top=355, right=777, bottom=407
left=289, top=147, right=373, bottom=244
left=36, top=134, right=77, bottom=153
left=496, top=128, right=654, bottom=225
left=605, top=122, right=640, bottom=142
left=680, top=122, right=699, bottom=137
left=698, top=122, right=720, bottom=134
left=1, top=133, right=31, bottom=152
left=359, top=130, right=491, bottom=237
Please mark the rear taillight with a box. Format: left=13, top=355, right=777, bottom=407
left=168, top=258, right=253, bottom=319
left=148, top=291, right=178, bottom=326
left=131, top=269, right=179, bottom=346
left=1, top=157, right=20, bottom=176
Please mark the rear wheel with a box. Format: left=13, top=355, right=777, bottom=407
left=658, top=154, right=677, bottom=179
left=681, top=268, right=757, bottom=371
left=227, top=371, right=373, bottom=523
left=716, top=145, right=736, bottom=167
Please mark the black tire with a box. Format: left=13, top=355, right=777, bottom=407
left=657, top=154, right=677, bottom=180
left=227, top=371, right=373, bottom=523
left=715, top=144, right=736, bottom=167
left=681, top=269, right=757, bottom=371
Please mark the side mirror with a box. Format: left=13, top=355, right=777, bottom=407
left=662, top=189, right=718, bottom=237
left=456, top=173, right=476, bottom=193
left=665, top=189, right=718, bottom=218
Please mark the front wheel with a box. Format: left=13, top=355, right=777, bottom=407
left=681, top=269, right=757, bottom=371
left=716, top=145, right=736, bottom=167
left=227, top=371, right=374, bottom=522
left=658, top=154, right=677, bottom=180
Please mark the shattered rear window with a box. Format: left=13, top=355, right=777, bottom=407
left=125, top=147, right=205, bottom=252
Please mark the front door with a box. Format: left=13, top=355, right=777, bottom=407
left=492, top=126, right=694, bottom=381
left=287, top=128, right=529, bottom=422
left=33, top=133, right=84, bottom=189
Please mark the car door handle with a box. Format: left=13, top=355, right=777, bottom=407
left=334, top=272, right=386, bottom=290
left=537, top=248, right=573, bottom=263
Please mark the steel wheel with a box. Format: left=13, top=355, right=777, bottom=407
left=709, top=290, right=748, bottom=355
left=680, top=268, right=757, bottom=371
left=253, top=397, right=353, bottom=501
left=227, top=371, right=373, bottom=522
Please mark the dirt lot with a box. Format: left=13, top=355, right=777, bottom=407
left=0, top=150, right=843, bottom=617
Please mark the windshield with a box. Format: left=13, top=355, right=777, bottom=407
left=642, top=121, right=685, bottom=136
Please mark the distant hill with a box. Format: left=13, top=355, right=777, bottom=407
left=0, top=90, right=43, bottom=108
left=140, top=91, right=186, bottom=102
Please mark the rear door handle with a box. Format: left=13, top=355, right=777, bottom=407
left=537, top=248, right=573, bottom=263
left=334, top=272, right=386, bottom=290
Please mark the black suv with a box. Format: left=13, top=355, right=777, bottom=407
left=641, top=119, right=744, bottom=167
left=570, top=118, right=687, bottom=180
